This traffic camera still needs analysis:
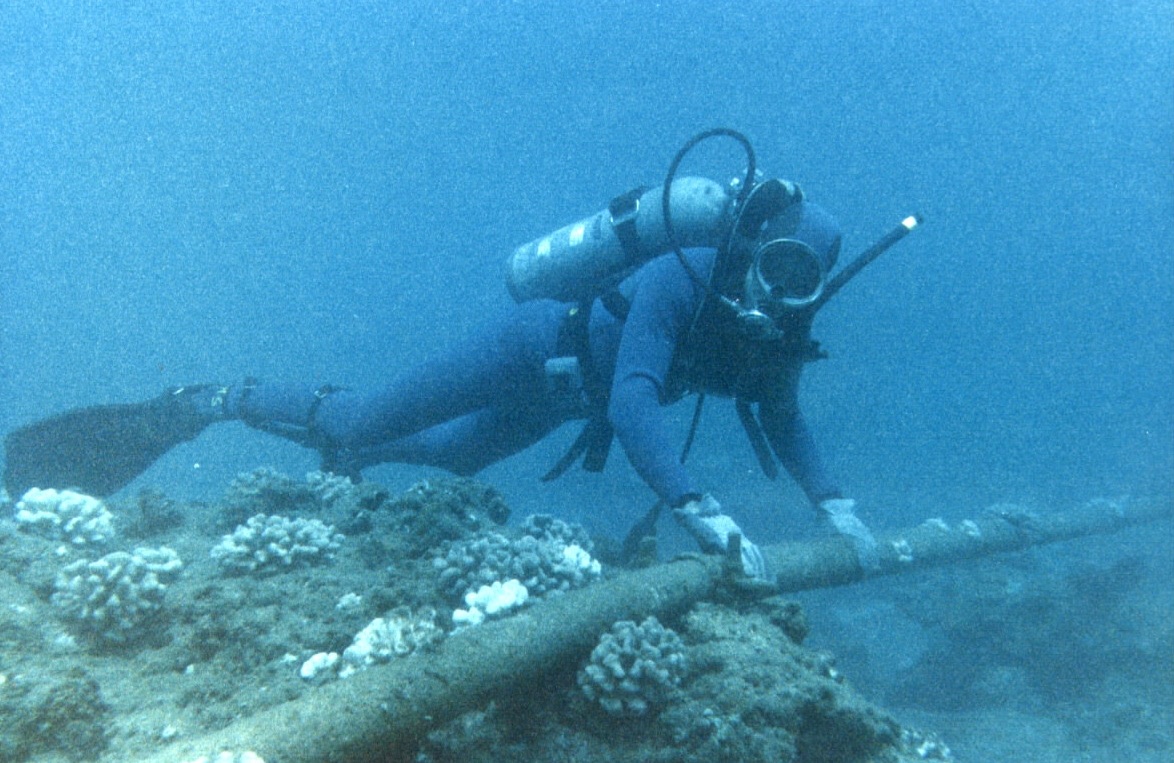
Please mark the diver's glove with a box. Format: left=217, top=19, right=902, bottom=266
left=819, top=497, right=880, bottom=573
left=673, top=493, right=769, bottom=581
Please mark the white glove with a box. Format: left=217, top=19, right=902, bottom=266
left=819, top=498, right=880, bottom=573
left=673, top=494, right=770, bottom=581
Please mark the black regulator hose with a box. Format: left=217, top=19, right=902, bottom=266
left=661, top=128, right=756, bottom=295
left=807, top=213, right=924, bottom=314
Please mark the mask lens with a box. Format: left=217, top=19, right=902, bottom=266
left=754, top=239, right=825, bottom=309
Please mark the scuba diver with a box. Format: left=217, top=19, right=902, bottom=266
left=4, top=129, right=919, bottom=581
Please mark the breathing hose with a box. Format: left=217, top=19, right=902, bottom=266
left=661, top=128, right=756, bottom=299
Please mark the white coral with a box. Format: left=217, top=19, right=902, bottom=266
left=578, top=616, right=686, bottom=717
left=183, top=752, right=266, bottom=763
left=434, top=515, right=603, bottom=601
left=51, top=546, right=183, bottom=642
left=338, top=606, right=443, bottom=677
left=15, top=487, right=115, bottom=545
left=305, top=470, right=356, bottom=507
left=211, top=513, right=344, bottom=574
left=452, top=579, right=529, bottom=627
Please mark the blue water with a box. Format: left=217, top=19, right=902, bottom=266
left=2, top=0, right=1171, bottom=755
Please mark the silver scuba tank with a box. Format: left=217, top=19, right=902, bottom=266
left=505, top=176, right=733, bottom=303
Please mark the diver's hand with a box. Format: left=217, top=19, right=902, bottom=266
left=819, top=498, right=880, bottom=573
left=673, top=494, right=769, bottom=581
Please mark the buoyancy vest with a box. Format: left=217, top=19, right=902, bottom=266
left=541, top=278, right=826, bottom=483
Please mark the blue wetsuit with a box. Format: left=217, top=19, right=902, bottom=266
left=233, top=249, right=839, bottom=508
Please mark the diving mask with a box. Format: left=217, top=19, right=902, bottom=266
left=746, top=237, right=827, bottom=313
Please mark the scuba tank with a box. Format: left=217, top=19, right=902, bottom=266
left=505, top=128, right=920, bottom=317
left=505, top=176, right=733, bottom=304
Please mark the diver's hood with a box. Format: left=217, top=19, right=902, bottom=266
left=759, top=201, right=842, bottom=274
left=745, top=200, right=843, bottom=313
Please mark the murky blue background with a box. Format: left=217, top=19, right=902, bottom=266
left=2, top=1, right=1172, bottom=755
left=4, top=0, right=1169, bottom=534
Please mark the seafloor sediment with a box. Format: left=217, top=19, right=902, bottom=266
left=2, top=471, right=1164, bottom=755
left=0, top=471, right=953, bottom=763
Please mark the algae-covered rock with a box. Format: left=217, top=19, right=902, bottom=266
left=420, top=597, right=949, bottom=763
left=120, top=488, right=186, bottom=539
left=661, top=600, right=904, bottom=763
left=382, top=478, right=511, bottom=557
left=882, top=545, right=1170, bottom=719
left=219, top=468, right=322, bottom=528
left=0, top=667, right=109, bottom=762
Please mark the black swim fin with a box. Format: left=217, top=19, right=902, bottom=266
left=3, top=387, right=218, bottom=498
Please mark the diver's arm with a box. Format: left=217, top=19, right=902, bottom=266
left=758, top=376, right=842, bottom=506
left=607, top=257, right=705, bottom=507
left=759, top=373, right=879, bottom=570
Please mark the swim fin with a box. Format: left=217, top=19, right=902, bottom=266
left=3, top=387, right=217, bottom=498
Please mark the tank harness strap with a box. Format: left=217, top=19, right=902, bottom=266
left=609, top=185, right=650, bottom=264
left=599, top=288, right=631, bottom=322
left=541, top=415, right=613, bottom=481
left=302, top=384, right=359, bottom=479
left=735, top=397, right=779, bottom=480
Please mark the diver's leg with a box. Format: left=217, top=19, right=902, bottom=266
left=230, top=300, right=566, bottom=453
left=348, top=404, right=562, bottom=476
